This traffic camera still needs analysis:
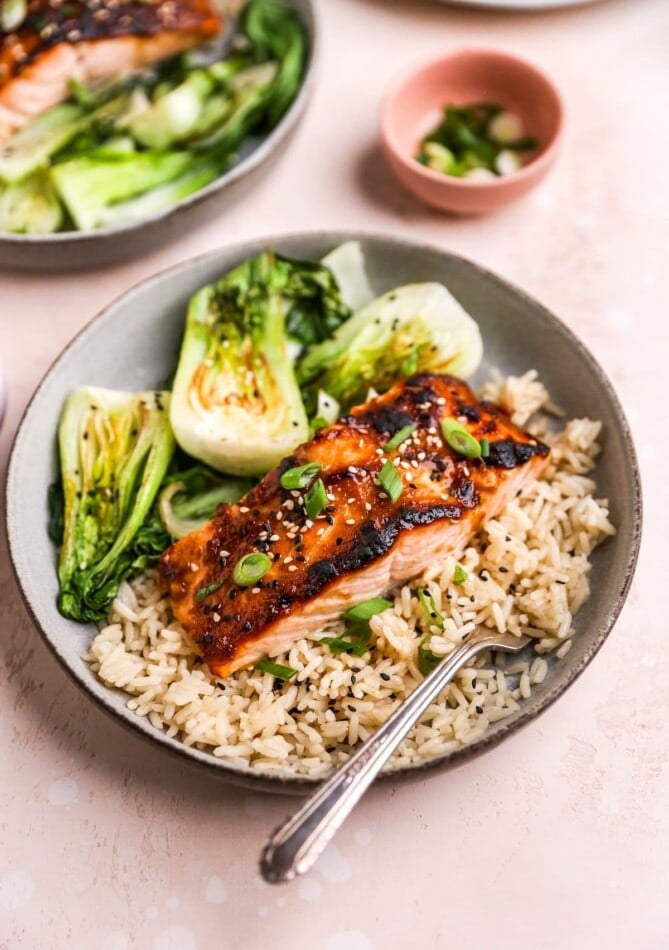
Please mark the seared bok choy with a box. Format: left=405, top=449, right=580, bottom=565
left=0, top=0, right=306, bottom=234
left=297, top=282, right=483, bottom=412
left=54, top=388, right=175, bottom=622
left=158, top=465, right=253, bottom=540
left=170, top=250, right=350, bottom=475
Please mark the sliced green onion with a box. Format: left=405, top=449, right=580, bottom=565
left=280, top=461, right=322, bottom=490
left=232, top=552, right=271, bottom=587
left=417, top=587, right=444, bottom=627
left=195, top=580, right=225, bottom=602
left=255, top=659, right=298, bottom=680
left=441, top=418, right=482, bottom=458
left=321, top=635, right=369, bottom=657
left=378, top=459, right=404, bottom=502
left=305, top=477, right=327, bottom=519
left=479, top=438, right=490, bottom=458
left=383, top=424, right=415, bottom=453
left=343, top=597, right=392, bottom=623
left=453, top=564, right=468, bottom=585
left=417, top=638, right=441, bottom=676
left=311, top=416, right=330, bottom=434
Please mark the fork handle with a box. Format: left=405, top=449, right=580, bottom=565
left=260, top=633, right=501, bottom=884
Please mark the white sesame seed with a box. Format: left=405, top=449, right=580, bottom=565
left=417, top=452, right=426, bottom=461
left=251, top=588, right=261, bottom=594
left=220, top=550, right=229, bottom=557
left=345, top=518, right=355, bottom=525
left=305, top=519, right=314, bottom=529
left=239, top=506, right=249, bottom=513
left=284, top=557, right=293, bottom=564
left=269, top=534, right=280, bottom=542
left=288, top=565, right=298, bottom=572
left=276, top=512, right=283, bottom=521
left=190, top=563, right=198, bottom=572
left=347, top=497, right=355, bottom=504
left=212, top=612, right=221, bottom=622
left=365, top=502, right=372, bottom=511
left=327, top=493, right=336, bottom=502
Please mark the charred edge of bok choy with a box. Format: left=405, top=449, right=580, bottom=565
left=169, top=249, right=350, bottom=476
left=0, top=0, right=307, bottom=234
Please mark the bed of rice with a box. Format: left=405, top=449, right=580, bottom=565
left=85, top=371, right=615, bottom=778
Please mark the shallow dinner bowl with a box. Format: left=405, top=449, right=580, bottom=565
left=0, top=0, right=316, bottom=273
left=381, top=49, right=564, bottom=215
left=5, top=232, right=641, bottom=793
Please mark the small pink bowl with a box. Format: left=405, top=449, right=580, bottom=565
left=381, top=48, right=564, bottom=215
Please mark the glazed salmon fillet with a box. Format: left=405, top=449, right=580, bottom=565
left=160, top=374, right=550, bottom=676
left=0, top=0, right=221, bottom=138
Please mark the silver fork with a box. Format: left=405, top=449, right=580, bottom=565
left=260, top=628, right=531, bottom=884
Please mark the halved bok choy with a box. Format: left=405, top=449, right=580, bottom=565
left=169, top=250, right=350, bottom=475
left=297, top=282, right=483, bottom=412
left=54, top=387, right=175, bottom=622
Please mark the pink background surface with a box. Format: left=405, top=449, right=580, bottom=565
left=1, top=0, right=667, bottom=947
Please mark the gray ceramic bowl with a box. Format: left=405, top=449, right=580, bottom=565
left=5, top=232, right=641, bottom=793
left=0, top=1, right=317, bottom=273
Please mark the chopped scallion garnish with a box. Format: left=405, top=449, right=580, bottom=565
left=416, top=587, right=444, bottom=627
left=417, top=638, right=441, bottom=676
left=232, top=552, right=272, bottom=587
left=441, top=418, right=482, bottom=459
left=280, top=461, right=322, bottom=490
left=383, top=424, right=415, bottom=453
left=480, top=437, right=490, bottom=458
left=320, top=635, right=369, bottom=657
left=378, top=459, right=404, bottom=502
left=453, top=564, right=468, bottom=585
left=305, top=477, right=327, bottom=519
left=255, top=659, right=298, bottom=680
left=195, top=580, right=225, bottom=602
left=343, top=597, right=393, bottom=623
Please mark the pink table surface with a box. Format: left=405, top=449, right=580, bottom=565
left=1, top=0, right=667, bottom=947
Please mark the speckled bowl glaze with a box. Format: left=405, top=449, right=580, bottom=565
left=0, top=0, right=317, bottom=273
left=5, top=232, right=641, bottom=794
left=381, top=49, right=564, bottom=215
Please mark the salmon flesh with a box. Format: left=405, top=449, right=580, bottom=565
left=0, top=0, right=221, bottom=138
left=159, top=373, right=550, bottom=676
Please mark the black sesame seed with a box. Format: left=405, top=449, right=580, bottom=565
left=472, top=677, right=477, bottom=688
left=475, top=705, right=483, bottom=714
left=347, top=704, right=356, bottom=713
left=380, top=672, right=391, bottom=682
left=498, top=566, right=509, bottom=574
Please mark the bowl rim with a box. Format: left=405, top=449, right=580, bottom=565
left=0, top=0, right=318, bottom=248
left=5, top=229, right=642, bottom=795
left=380, top=46, right=565, bottom=190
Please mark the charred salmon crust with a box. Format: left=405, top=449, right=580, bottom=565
left=159, top=373, right=550, bottom=676
left=0, top=0, right=220, bottom=85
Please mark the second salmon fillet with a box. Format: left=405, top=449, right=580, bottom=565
left=160, top=373, right=550, bottom=676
